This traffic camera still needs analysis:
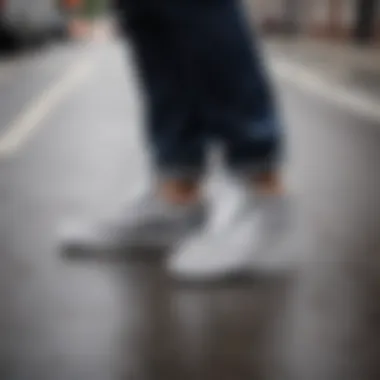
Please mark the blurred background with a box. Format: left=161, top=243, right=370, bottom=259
left=0, top=1, right=380, bottom=380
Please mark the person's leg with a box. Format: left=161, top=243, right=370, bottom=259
left=169, top=0, right=295, bottom=280
left=195, top=0, right=281, bottom=182
left=118, top=1, right=208, bottom=201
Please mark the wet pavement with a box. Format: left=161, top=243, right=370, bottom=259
left=0, top=38, right=380, bottom=380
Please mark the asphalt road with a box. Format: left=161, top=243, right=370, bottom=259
left=0, top=39, right=380, bottom=380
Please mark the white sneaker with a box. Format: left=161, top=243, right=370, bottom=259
left=168, top=194, right=297, bottom=282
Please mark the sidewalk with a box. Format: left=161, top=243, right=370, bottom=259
left=264, top=36, right=380, bottom=103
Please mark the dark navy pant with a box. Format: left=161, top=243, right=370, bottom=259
left=117, top=0, right=282, bottom=180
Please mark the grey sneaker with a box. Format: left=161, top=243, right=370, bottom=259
left=168, top=193, right=297, bottom=282
left=59, top=192, right=206, bottom=256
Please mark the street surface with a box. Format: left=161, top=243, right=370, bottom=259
left=0, top=37, right=380, bottom=379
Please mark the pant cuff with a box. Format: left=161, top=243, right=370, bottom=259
left=227, top=158, right=281, bottom=179
left=155, top=166, right=205, bottom=182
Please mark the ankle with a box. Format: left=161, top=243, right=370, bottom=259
left=250, top=172, right=284, bottom=196
left=158, top=179, right=201, bottom=205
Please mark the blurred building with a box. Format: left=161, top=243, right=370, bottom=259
left=247, top=0, right=380, bottom=44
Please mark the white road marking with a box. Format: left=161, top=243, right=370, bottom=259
left=0, top=59, right=95, bottom=157
left=271, top=60, right=380, bottom=123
